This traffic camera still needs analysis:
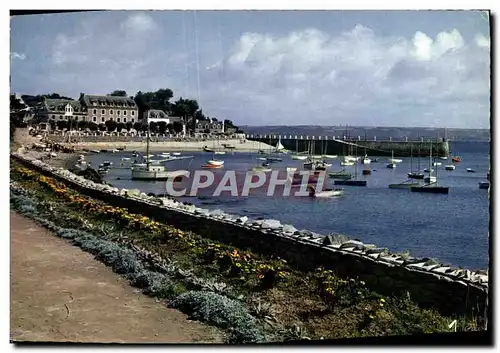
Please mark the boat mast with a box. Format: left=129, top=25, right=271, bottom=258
left=410, top=144, right=413, bottom=173
left=417, top=143, right=421, bottom=172
left=146, top=111, right=151, bottom=170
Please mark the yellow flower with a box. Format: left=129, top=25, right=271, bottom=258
left=380, top=298, right=386, bottom=303
left=369, top=314, right=375, bottom=319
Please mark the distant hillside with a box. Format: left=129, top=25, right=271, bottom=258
left=239, top=126, right=490, bottom=142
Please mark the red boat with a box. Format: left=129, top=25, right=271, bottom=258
left=452, top=156, right=461, bottom=163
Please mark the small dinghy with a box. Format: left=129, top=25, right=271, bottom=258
left=467, top=168, right=476, bottom=173
left=307, top=185, right=344, bottom=198
left=172, top=152, right=181, bottom=156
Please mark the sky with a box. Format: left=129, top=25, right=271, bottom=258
left=10, top=10, right=491, bottom=128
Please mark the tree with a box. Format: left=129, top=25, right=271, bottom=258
left=166, top=123, right=174, bottom=133
left=125, top=122, right=133, bottom=131
left=116, top=122, right=126, bottom=132
left=149, top=121, right=159, bottom=134
left=10, top=95, right=25, bottom=111
left=87, top=122, right=98, bottom=131
left=105, top=120, right=117, bottom=132
left=158, top=121, right=167, bottom=134
left=49, top=120, right=56, bottom=131
left=109, top=90, right=127, bottom=97
left=56, top=120, right=68, bottom=131
left=133, top=122, right=142, bottom=131
left=98, top=123, right=107, bottom=132
left=172, top=121, right=183, bottom=134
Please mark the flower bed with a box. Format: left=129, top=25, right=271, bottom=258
left=10, top=164, right=484, bottom=341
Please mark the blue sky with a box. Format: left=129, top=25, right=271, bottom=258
left=10, top=10, right=490, bottom=128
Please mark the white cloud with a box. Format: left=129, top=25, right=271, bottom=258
left=200, top=26, right=489, bottom=128
left=11, top=52, right=26, bottom=60
left=12, top=13, right=490, bottom=129
left=475, top=33, right=490, bottom=48
left=121, top=12, right=157, bottom=33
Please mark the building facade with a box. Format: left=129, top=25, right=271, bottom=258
left=195, top=119, right=224, bottom=134
left=38, top=99, right=88, bottom=123
left=83, top=95, right=138, bottom=124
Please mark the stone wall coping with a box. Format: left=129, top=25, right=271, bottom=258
left=11, top=152, right=489, bottom=292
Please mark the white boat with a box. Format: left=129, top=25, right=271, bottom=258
left=306, top=185, right=344, bottom=197
left=252, top=166, right=272, bottom=172
left=112, top=149, right=120, bottom=153
left=256, top=157, right=267, bottom=161
left=467, top=168, right=476, bottom=173
left=344, top=156, right=359, bottom=162
left=424, top=175, right=437, bottom=183
left=214, top=151, right=226, bottom=155
left=311, top=155, right=324, bottom=160
left=424, top=168, right=433, bottom=173
left=444, top=151, right=455, bottom=170
left=90, top=149, right=100, bottom=154
left=311, top=188, right=345, bottom=198
left=322, top=155, right=338, bottom=159
left=386, top=163, right=396, bottom=169
left=121, top=157, right=131, bottom=161
left=291, top=155, right=308, bottom=160
left=131, top=112, right=188, bottom=181
left=286, top=167, right=297, bottom=173
left=440, top=156, right=448, bottom=160
left=206, top=159, right=224, bottom=166
left=361, top=156, right=371, bottom=164
left=432, top=162, right=442, bottom=167
left=388, top=158, right=403, bottom=163
left=323, top=162, right=332, bottom=167
left=160, top=152, right=170, bottom=156
left=340, top=161, right=354, bottom=166
left=172, top=152, right=181, bottom=156
left=275, top=137, right=286, bottom=153
left=143, top=154, right=155, bottom=159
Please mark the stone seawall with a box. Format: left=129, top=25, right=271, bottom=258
left=249, top=137, right=449, bottom=157
left=11, top=153, right=488, bottom=318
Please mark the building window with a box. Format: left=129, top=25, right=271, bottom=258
left=131, top=111, right=135, bottom=116
left=93, top=102, right=97, bottom=106
left=110, top=110, right=114, bottom=115
left=51, top=115, right=55, bottom=120
left=110, top=118, right=114, bottom=121
left=59, top=116, right=63, bottom=120
left=131, top=119, right=135, bottom=123
left=101, top=109, right=105, bottom=115
left=93, top=109, right=97, bottom=114
left=93, top=116, right=97, bottom=122
left=117, top=118, right=121, bottom=123
left=101, top=117, right=105, bottom=122
left=117, top=110, right=120, bottom=116
left=123, top=110, right=127, bottom=116
left=123, top=118, right=127, bottom=123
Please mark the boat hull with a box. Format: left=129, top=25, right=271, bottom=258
left=411, top=186, right=449, bottom=194
left=131, top=170, right=184, bottom=180
left=389, top=183, right=421, bottom=189
left=408, top=173, right=425, bottom=179
left=479, top=182, right=490, bottom=189
left=334, top=180, right=367, bottom=186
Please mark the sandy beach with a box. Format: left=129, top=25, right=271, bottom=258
left=63, top=139, right=274, bottom=153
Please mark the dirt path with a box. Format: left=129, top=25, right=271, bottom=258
left=10, top=211, right=222, bottom=343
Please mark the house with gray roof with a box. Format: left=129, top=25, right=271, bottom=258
left=38, top=99, right=87, bottom=123
left=83, top=94, right=138, bottom=124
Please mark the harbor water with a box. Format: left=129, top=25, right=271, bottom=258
left=88, top=141, right=490, bottom=270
